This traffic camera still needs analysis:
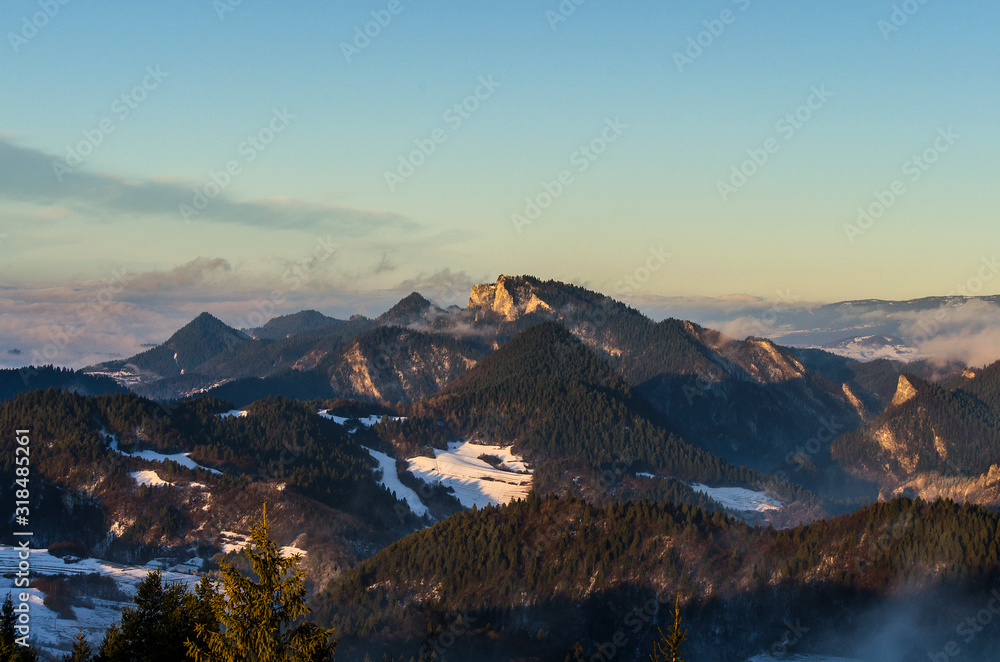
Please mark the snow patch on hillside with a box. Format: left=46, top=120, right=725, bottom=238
left=407, top=441, right=532, bottom=509
left=219, top=409, right=248, bottom=418
left=103, top=430, right=221, bottom=475
left=217, top=531, right=307, bottom=559
left=0, top=546, right=199, bottom=656
left=691, top=483, right=781, bottom=512
left=318, top=410, right=406, bottom=428
left=363, top=447, right=429, bottom=518
left=131, top=470, right=173, bottom=487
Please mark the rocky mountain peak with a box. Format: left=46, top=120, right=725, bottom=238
left=467, top=275, right=554, bottom=321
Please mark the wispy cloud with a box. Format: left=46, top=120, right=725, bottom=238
left=0, top=138, right=413, bottom=234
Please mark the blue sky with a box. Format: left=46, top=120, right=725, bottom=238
left=2, top=0, right=999, bottom=360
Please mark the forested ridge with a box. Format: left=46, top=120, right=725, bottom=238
left=394, top=322, right=813, bottom=506
left=316, top=494, right=1000, bottom=661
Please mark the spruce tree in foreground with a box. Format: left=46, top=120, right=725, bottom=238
left=63, top=633, right=92, bottom=662
left=650, top=595, right=687, bottom=662
left=0, top=595, right=39, bottom=662
left=186, top=507, right=337, bottom=662
left=97, top=571, right=214, bottom=662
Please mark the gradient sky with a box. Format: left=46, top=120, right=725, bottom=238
left=2, top=0, right=999, bottom=344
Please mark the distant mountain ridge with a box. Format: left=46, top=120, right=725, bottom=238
left=83, top=274, right=934, bottom=487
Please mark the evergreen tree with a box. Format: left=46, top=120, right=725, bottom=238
left=0, top=596, right=14, bottom=662
left=650, top=595, right=687, bottom=662
left=186, top=506, right=337, bottom=662
left=62, top=633, right=92, bottom=662
left=97, top=571, right=214, bottom=662
left=0, top=595, right=38, bottom=662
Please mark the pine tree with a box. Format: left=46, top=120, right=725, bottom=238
left=0, top=594, right=38, bottom=662
left=97, top=570, right=213, bottom=662
left=650, top=595, right=687, bottom=662
left=186, top=506, right=337, bottom=662
left=0, top=596, right=15, bottom=662
left=62, top=632, right=92, bottom=662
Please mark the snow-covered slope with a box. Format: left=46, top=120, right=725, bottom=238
left=0, top=546, right=199, bottom=656
left=813, top=334, right=920, bottom=362
left=103, top=430, right=221, bottom=474
left=317, top=410, right=405, bottom=427
left=362, top=447, right=430, bottom=518
left=406, top=441, right=532, bottom=509
left=691, top=483, right=781, bottom=512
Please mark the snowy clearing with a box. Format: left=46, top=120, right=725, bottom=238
left=217, top=530, right=307, bottom=559
left=103, top=430, right=221, bottom=475
left=218, top=409, right=248, bottom=418
left=691, top=483, right=781, bottom=512
left=407, top=440, right=532, bottom=509
left=318, top=410, right=406, bottom=428
left=362, top=447, right=429, bottom=518
left=0, top=546, right=199, bottom=655
left=131, top=470, right=173, bottom=487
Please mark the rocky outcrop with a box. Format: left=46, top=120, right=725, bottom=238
left=890, top=375, right=918, bottom=407
left=468, top=275, right=554, bottom=322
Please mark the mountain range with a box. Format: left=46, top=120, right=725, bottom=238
left=7, top=274, right=1000, bottom=660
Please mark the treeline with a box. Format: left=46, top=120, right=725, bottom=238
left=0, top=366, right=126, bottom=402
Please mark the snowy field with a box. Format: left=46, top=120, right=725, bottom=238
left=217, top=531, right=306, bottom=559
left=407, top=441, right=533, bottom=509
left=131, top=469, right=172, bottom=487
left=218, top=409, right=248, bottom=418
left=691, top=483, right=782, bottom=512
left=635, top=474, right=783, bottom=513
left=317, top=410, right=405, bottom=427
left=362, top=447, right=430, bottom=518
left=103, top=430, right=221, bottom=475
left=0, top=546, right=199, bottom=656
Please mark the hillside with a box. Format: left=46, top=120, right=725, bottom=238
left=379, top=322, right=816, bottom=522
left=316, top=495, right=1000, bottom=661
left=0, top=389, right=427, bottom=590
left=0, top=365, right=127, bottom=401
left=831, top=365, right=1000, bottom=506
